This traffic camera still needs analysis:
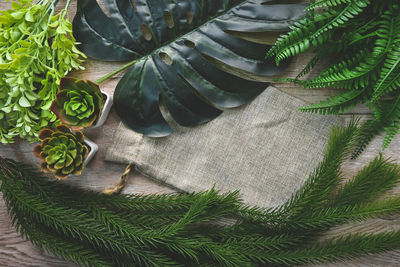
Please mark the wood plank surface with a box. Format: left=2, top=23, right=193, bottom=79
left=0, top=1, right=400, bottom=266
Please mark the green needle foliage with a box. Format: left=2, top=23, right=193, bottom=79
left=267, top=0, right=400, bottom=157
left=0, top=0, right=85, bottom=144
left=3, top=122, right=400, bottom=266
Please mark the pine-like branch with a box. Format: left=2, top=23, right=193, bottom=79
left=332, top=156, right=400, bottom=206
left=265, top=231, right=400, bottom=266
left=277, top=119, right=359, bottom=216
left=2, top=121, right=400, bottom=266
left=278, top=198, right=400, bottom=233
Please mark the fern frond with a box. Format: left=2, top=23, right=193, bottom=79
left=311, top=1, right=370, bottom=38
left=383, top=123, right=400, bottom=150
left=381, top=96, right=400, bottom=149
left=269, top=1, right=371, bottom=65
left=306, top=0, right=354, bottom=11
left=270, top=0, right=400, bottom=150
left=371, top=15, right=400, bottom=101
left=304, top=43, right=385, bottom=89
left=300, top=89, right=367, bottom=115
left=266, top=17, right=319, bottom=63
left=353, top=94, right=400, bottom=157
left=311, top=48, right=370, bottom=80
left=296, top=54, right=320, bottom=79
left=372, top=57, right=400, bottom=101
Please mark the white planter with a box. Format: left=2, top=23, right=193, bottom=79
left=83, top=137, right=98, bottom=166
left=90, top=91, right=113, bottom=129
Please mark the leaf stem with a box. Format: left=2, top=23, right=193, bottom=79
left=95, top=60, right=138, bottom=85
left=65, top=0, right=72, bottom=9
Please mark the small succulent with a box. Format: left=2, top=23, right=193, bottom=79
left=33, top=125, right=89, bottom=179
left=50, top=78, right=103, bottom=131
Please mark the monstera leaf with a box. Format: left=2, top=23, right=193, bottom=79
left=73, top=0, right=306, bottom=137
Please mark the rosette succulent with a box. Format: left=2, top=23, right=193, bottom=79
left=33, top=125, right=89, bottom=179
left=50, top=78, right=103, bottom=131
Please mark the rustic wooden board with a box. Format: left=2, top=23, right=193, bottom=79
left=1, top=1, right=400, bottom=266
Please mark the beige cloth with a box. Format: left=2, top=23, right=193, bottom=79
left=106, top=87, right=343, bottom=208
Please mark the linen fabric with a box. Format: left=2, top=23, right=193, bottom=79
left=106, top=87, right=343, bottom=208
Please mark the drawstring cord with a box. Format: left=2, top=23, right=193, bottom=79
left=104, top=164, right=133, bottom=195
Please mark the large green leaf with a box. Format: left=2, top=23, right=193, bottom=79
left=73, top=0, right=307, bottom=137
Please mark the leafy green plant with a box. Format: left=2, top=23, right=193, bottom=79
left=73, top=0, right=307, bottom=137
left=50, top=77, right=103, bottom=131
left=33, top=124, right=88, bottom=179
left=3, top=121, right=400, bottom=266
left=0, top=0, right=86, bottom=144
left=267, top=0, right=400, bottom=158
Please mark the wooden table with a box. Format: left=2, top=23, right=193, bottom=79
left=1, top=1, right=400, bottom=266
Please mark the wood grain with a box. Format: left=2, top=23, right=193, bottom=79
left=0, top=1, right=400, bottom=266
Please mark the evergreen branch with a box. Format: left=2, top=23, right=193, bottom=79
left=1, top=175, right=178, bottom=266
left=332, top=156, right=400, bottom=206
left=1, top=161, right=246, bottom=264
left=265, top=231, right=400, bottom=266
left=3, top=162, right=190, bottom=228
left=5, top=160, right=238, bottom=223
left=352, top=118, right=382, bottom=159
left=2, top=120, right=400, bottom=266
left=223, top=233, right=299, bottom=252
left=15, top=217, right=112, bottom=267
left=277, top=119, right=359, bottom=216
left=278, top=198, right=400, bottom=233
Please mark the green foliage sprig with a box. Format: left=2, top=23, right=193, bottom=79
left=2, top=121, right=400, bottom=266
left=267, top=0, right=400, bottom=157
left=0, top=0, right=85, bottom=144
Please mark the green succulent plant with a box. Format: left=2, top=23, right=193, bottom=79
left=33, top=125, right=89, bottom=179
left=50, top=78, right=103, bottom=131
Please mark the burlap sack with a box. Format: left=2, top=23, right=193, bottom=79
left=106, top=87, right=343, bottom=208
